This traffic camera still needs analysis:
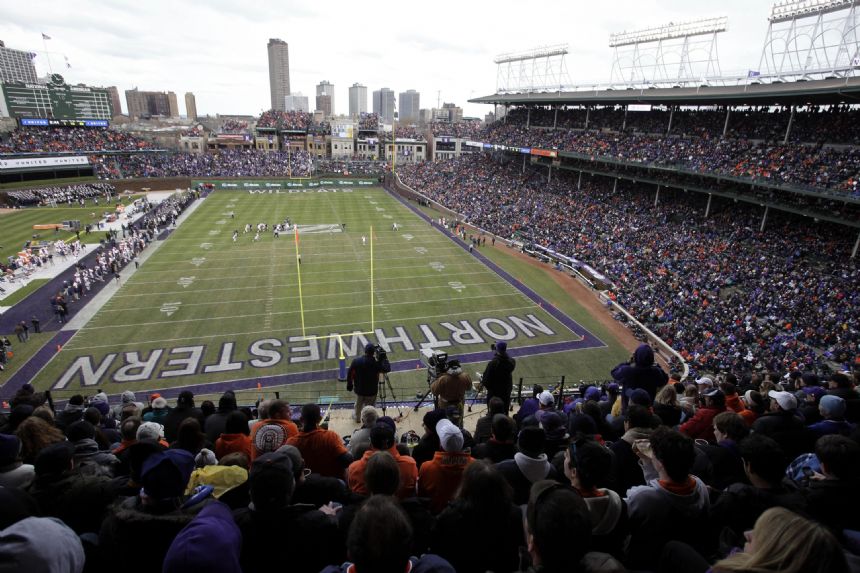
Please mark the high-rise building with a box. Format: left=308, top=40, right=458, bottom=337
left=185, top=92, right=197, bottom=120
left=125, top=88, right=175, bottom=119
left=284, top=93, right=309, bottom=112
left=0, top=40, right=38, bottom=84
left=348, top=83, right=367, bottom=117
left=316, top=81, right=335, bottom=116
left=167, top=92, right=179, bottom=118
left=106, top=86, right=123, bottom=116
left=315, top=94, right=332, bottom=118
left=267, top=38, right=290, bottom=111
left=398, top=89, right=420, bottom=123
left=372, top=88, right=395, bottom=123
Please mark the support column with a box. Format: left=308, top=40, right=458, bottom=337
left=553, top=107, right=558, bottom=129
left=667, top=107, right=674, bottom=135
left=547, top=164, right=552, bottom=183
left=622, top=105, right=628, bottom=131
left=526, top=108, right=531, bottom=129
left=852, top=230, right=860, bottom=259
left=577, top=171, right=582, bottom=190
left=613, top=178, right=618, bottom=193
left=705, top=193, right=713, bottom=218
left=783, top=105, right=795, bottom=145
left=723, top=107, right=731, bottom=138
left=522, top=154, right=527, bottom=174
left=760, top=205, right=769, bottom=232
left=584, top=107, right=590, bottom=129
left=654, top=185, right=660, bottom=206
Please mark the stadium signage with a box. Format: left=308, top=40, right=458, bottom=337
left=200, top=178, right=376, bottom=190
left=530, top=148, right=558, bottom=158
left=0, top=155, right=89, bottom=170
left=52, top=313, right=558, bottom=388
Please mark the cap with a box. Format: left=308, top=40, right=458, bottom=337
left=704, top=388, right=724, bottom=398
left=140, top=449, right=195, bottom=499
left=768, top=390, right=798, bottom=411
left=820, top=395, right=846, bottom=418
left=495, top=341, right=507, bottom=353
left=137, top=421, right=165, bottom=441
left=802, top=386, right=826, bottom=399
left=584, top=387, right=601, bottom=401
left=152, top=397, right=168, bottom=409
left=364, top=342, right=376, bottom=353
left=695, top=377, right=714, bottom=387
left=538, top=391, right=555, bottom=406
left=436, top=419, right=464, bottom=452
left=629, top=388, right=652, bottom=406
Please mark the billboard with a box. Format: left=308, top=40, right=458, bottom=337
left=0, top=155, right=89, bottom=170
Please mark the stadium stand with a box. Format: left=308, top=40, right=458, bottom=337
left=0, top=127, right=152, bottom=153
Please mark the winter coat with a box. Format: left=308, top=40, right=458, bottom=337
left=680, top=406, right=725, bottom=443
left=608, top=427, right=652, bottom=496
left=611, top=345, right=668, bottom=412
left=72, top=438, right=119, bottom=478
left=482, top=352, right=517, bottom=404
left=710, top=481, right=807, bottom=536
left=495, top=452, right=559, bottom=505
left=26, top=470, right=117, bottom=534
left=163, top=406, right=204, bottom=444
left=583, top=488, right=629, bottom=558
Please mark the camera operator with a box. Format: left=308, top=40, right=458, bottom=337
left=430, top=359, right=472, bottom=422
left=347, top=343, right=392, bottom=423
left=611, top=343, right=668, bottom=414
left=481, top=341, right=516, bottom=411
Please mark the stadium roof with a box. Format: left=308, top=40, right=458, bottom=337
left=469, top=77, right=860, bottom=107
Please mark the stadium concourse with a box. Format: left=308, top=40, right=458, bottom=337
left=1, top=103, right=860, bottom=573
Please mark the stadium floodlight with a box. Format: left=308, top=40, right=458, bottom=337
left=609, top=16, right=728, bottom=47
left=769, top=0, right=855, bottom=23
left=494, top=45, right=568, bottom=65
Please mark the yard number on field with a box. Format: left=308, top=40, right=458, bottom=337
left=190, top=257, right=206, bottom=267
left=448, top=281, right=466, bottom=292
left=160, top=302, right=182, bottom=317
left=430, top=261, right=445, bottom=272
left=177, top=276, right=195, bottom=288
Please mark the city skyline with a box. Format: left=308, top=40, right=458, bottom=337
left=1, top=0, right=773, bottom=118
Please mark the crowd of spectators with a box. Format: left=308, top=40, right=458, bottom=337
left=383, top=126, right=425, bottom=141
left=4, top=367, right=860, bottom=572
left=90, top=149, right=313, bottom=179
left=0, top=128, right=152, bottom=154
left=219, top=120, right=250, bottom=134
left=430, top=120, right=484, bottom=139
left=256, top=110, right=312, bottom=131
left=399, top=155, right=859, bottom=376
left=5, top=182, right=117, bottom=207
left=315, top=159, right=387, bottom=176
left=358, top=112, right=379, bottom=130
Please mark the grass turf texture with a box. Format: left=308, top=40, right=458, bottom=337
left=30, top=186, right=629, bottom=402
left=0, top=176, right=98, bottom=190
left=0, top=195, right=143, bottom=250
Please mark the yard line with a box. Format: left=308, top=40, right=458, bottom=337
left=82, top=292, right=530, bottom=330
left=108, top=270, right=502, bottom=298
left=64, top=304, right=546, bottom=351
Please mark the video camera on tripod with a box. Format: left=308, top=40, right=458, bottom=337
left=420, top=349, right=448, bottom=382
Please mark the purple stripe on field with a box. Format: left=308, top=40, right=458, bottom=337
left=0, top=330, right=76, bottom=400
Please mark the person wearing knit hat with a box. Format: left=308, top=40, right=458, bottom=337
left=143, top=397, right=170, bottom=425
left=417, top=419, right=474, bottom=513
left=0, top=517, right=85, bottom=573
left=0, top=434, right=34, bottom=489
left=481, top=340, right=517, bottom=412
left=808, top=395, right=857, bottom=438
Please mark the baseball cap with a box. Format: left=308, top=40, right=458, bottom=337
left=768, top=390, right=798, bottom=411
left=802, top=386, right=826, bottom=399
left=436, top=419, right=464, bottom=452
left=704, top=388, right=724, bottom=398
left=538, top=391, right=555, bottom=406
left=584, top=387, right=601, bottom=401
left=695, top=377, right=714, bottom=387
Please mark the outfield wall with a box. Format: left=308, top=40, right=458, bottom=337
left=192, top=177, right=379, bottom=190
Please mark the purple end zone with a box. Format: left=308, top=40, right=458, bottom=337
left=1, top=186, right=607, bottom=400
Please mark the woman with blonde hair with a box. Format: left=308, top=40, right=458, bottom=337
left=654, top=384, right=682, bottom=427
left=712, top=507, right=848, bottom=573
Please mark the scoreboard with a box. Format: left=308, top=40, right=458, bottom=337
left=0, top=74, right=113, bottom=121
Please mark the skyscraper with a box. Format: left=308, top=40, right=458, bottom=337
left=349, top=83, right=367, bottom=117
left=107, top=86, right=123, bottom=117
left=0, top=40, right=37, bottom=84
left=398, top=90, right=420, bottom=123
left=185, top=92, right=197, bottom=120
left=268, top=38, right=290, bottom=111
left=167, top=92, right=179, bottom=118
left=284, top=93, right=309, bottom=112
left=315, top=94, right=332, bottom=118
left=372, top=88, right=395, bottom=123
left=316, top=80, right=335, bottom=116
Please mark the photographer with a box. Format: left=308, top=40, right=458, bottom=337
left=611, top=343, right=668, bottom=414
left=347, top=343, right=392, bottom=423
left=430, top=359, right=472, bottom=421
left=481, top=341, right=516, bottom=411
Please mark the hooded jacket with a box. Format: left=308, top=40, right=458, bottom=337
left=72, top=438, right=119, bottom=478
left=611, top=345, right=668, bottom=412
left=583, top=488, right=628, bottom=557
left=481, top=351, right=517, bottom=404
left=0, top=517, right=85, bottom=573
left=214, top=433, right=253, bottom=460
left=609, top=427, right=652, bottom=496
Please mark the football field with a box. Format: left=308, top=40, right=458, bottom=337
left=31, top=185, right=627, bottom=402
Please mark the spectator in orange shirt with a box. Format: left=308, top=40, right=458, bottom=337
left=249, top=400, right=298, bottom=460
left=418, top=419, right=474, bottom=513
left=215, top=411, right=252, bottom=460
left=348, top=418, right=418, bottom=498
left=287, top=404, right=352, bottom=479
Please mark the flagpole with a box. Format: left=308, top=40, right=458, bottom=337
left=41, top=34, right=53, bottom=74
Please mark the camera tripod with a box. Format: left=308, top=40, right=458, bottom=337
left=378, top=372, right=403, bottom=419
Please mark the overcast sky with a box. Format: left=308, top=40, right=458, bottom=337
left=1, top=0, right=775, bottom=119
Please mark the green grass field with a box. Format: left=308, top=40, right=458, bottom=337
left=0, top=195, right=142, bottom=250
left=28, top=186, right=629, bottom=403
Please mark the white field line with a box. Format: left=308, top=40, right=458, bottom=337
left=81, top=291, right=528, bottom=331
left=63, top=304, right=545, bottom=351
left=109, top=269, right=498, bottom=298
